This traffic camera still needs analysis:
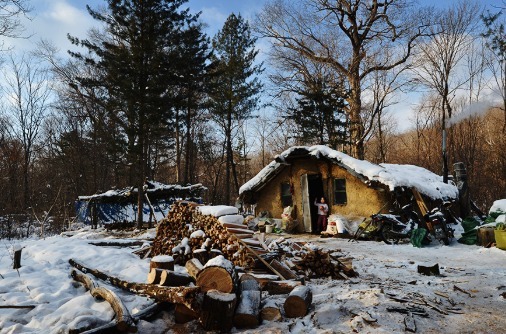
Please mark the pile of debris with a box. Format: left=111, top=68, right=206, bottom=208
left=69, top=201, right=358, bottom=332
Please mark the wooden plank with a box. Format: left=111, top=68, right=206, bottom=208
left=411, top=188, right=428, bottom=216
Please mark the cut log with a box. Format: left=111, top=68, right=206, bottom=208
left=263, top=280, right=304, bottom=295
left=284, top=285, right=312, bottom=318
left=192, top=248, right=209, bottom=265
left=150, top=255, right=174, bottom=271
left=185, top=258, right=203, bottom=281
left=196, top=255, right=237, bottom=293
left=160, top=270, right=194, bottom=287
left=234, top=278, right=262, bottom=329
left=71, top=270, right=136, bottom=332
left=174, top=303, right=199, bottom=324
left=234, top=290, right=261, bottom=328
left=260, top=297, right=283, bottom=322
left=200, top=290, right=237, bottom=332
left=147, top=268, right=164, bottom=285
left=417, top=263, right=440, bottom=276
left=69, top=258, right=201, bottom=312
left=269, top=259, right=298, bottom=280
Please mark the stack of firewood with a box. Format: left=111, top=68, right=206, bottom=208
left=151, top=201, right=256, bottom=268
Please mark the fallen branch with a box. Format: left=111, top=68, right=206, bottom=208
left=71, top=270, right=136, bottom=333
left=453, top=285, right=473, bottom=297
left=89, top=241, right=147, bottom=247
left=0, top=305, right=37, bottom=309
left=69, top=258, right=200, bottom=312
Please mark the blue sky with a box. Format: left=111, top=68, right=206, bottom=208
left=3, top=0, right=502, bottom=132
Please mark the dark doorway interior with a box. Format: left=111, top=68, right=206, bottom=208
left=307, top=174, right=324, bottom=232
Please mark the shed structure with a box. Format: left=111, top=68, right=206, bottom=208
left=239, top=145, right=458, bottom=233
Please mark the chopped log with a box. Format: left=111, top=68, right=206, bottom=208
left=150, top=255, right=174, bottom=271
left=263, top=280, right=304, bottom=295
left=185, top=258, right=204, bottom=281
left=260, top=298, right=282, bottom=322
left=239, top=277, right=260, bottom=292
left=69, top=258, right=200, bottom=312
left=174, top=303, right=199, bottom=324
left=70, top=270, right=136, bottom=333
left=234, top=290, right=261, bottom=328
left=284, top=285, right=312, bottom=318
left=192, top=249, right=209, bottom=264
left=200, top=290, right=237, bottom=332
left=417, top=263, right=440, bottom=276
left=209, top=249, right=223, bottom=259
left=147, top=268, right=164, bottom=285
left=160, top=270, right=194, bottom=287
left=234, top=278, right=262, bottom=328
left=269, top=259, right=298, bottom=280
left=197, top=255, right=237, bottom=293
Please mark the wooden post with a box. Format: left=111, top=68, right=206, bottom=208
left=13, top=246, right=22, bottom=269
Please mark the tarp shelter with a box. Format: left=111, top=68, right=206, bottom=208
left=239, top=145, right=458, bottom=233
left=75, top=181, right=207, bottom=225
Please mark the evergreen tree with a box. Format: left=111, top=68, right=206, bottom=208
left=68, top=0, right=197, bottom=228
left=208, top=13, right=263, bottom=205
left=288, top=75, right=349, bottom=150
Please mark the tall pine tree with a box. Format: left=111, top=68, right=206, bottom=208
left=208, top=13, right=263, bottom=204
left=288, top=74, right=349, bottom=150
left=68, top=0, right=197, bottom=228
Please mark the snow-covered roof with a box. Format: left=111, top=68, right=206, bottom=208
left=239, top=145, right=458, bottom=200
left=78, top=181, right=207, bottom=202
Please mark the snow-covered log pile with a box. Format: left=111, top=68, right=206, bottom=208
left=150, top=201, right=256, bottom=268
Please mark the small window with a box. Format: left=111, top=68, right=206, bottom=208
left=334, top=178, right=347, bottom=205
left=281, top=182, right=293, bottom=207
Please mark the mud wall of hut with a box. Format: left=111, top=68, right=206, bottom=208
left=254, top=159, right=389, bottom=231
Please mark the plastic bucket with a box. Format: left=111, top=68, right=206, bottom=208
left=494, top=230, right=506, bottom=250
left=265, top=225, right=273, bottom=233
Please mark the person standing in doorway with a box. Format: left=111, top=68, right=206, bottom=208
left=314, top=197, right=329, bottom=233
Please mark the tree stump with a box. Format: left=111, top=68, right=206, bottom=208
left=284, top=285, right=312, bottom=318
left=149, top=255, right=174, bottom=271
left=200, top=289, right=237, bottom=332
left=196, top=255, right=237, bottom=293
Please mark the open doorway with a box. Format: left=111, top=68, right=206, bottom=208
left=301, top=174, right=324, bottom=232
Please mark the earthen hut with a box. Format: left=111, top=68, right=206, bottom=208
left=239, top=145, right=458, bottom=233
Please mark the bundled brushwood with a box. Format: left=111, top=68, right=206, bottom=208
left=292, top=246, right=358, bottom=279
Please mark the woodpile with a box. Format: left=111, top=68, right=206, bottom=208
left=101, top=201, right=358, bottom=332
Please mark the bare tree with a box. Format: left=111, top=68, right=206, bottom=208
left=0, top=0, right=30, bottom=51
left=1, top=54, right=52, bottom=209
left=256, top=0, right=434, bottom=159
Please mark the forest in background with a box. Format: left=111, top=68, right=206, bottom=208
left=0, top=0, right=504, bottom=234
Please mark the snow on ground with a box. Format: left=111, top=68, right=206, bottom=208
left=1, top=227, right=505, bottom=333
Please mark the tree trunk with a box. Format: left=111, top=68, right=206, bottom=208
left=69, top=258, right=201, bottom=311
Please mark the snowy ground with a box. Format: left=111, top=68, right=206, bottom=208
left=1, top=227, right=505, bottom=334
